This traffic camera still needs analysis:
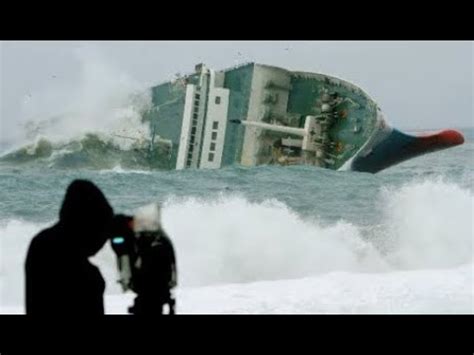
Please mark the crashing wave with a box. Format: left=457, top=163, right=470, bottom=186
left=0, top=81, right=177, bottom=170
left=0, top=133, right=173, bottom=170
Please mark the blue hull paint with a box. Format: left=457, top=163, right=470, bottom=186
left=351, top=128, right=464, bottom=173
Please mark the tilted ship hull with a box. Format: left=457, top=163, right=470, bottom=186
left=142, top=62, right=463, bottom=173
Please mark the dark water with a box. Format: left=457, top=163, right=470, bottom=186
left=0, top=127, right=472, bottom=225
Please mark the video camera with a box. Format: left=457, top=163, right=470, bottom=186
left=109, top=203, right=177, bottom=315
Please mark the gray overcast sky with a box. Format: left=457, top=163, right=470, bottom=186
left=1, top=41, right=472, bottom=145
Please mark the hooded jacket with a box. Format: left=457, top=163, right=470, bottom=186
left=25, top=180, right=114, bottom=315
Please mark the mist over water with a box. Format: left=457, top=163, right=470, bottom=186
left=1, top=44, right=153, bottom=167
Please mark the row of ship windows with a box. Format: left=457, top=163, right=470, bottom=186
left=187, top=90, right=220, bottom=165
left=186, top=122, right=220, bottom=164
left=186, top=93, right=201, bottom=166
left=208, top=121, right=219, bottom=162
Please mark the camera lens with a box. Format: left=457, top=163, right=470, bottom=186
left=112, top=236, right=125, bottom=244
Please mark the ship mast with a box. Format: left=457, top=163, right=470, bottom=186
left=231, top=115, right=332, bottom=167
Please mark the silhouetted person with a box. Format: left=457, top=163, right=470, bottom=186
left=25, top=179, right=114, bottom=315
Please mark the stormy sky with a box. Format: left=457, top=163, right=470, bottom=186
left=0, top=41, right=472, bottom=146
